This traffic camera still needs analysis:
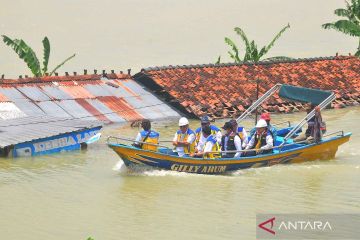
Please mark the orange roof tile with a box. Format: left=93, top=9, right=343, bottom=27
left=134, top=56, right=360, bottom=118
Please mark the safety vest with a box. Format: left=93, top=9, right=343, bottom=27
left=140, top=130, right=159, bottom=151
left=251, top=130, right=274, bottom=154
left=203, top=135, right=221, bottom=159
left=176, top=128, right=196, bottom=154
left=195, top=125, right=220, bottom=145
left=249, top=125, right=277, bottom=139
left=221, top=133, right=242, bottom=158
left=237, top=126, right=245, bottom=141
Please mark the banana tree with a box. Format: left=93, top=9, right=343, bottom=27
left=322, top=0, right=360, bottom=56
left=2, top=35, right=76, bottom=77
left=217, top=24, right=291, bottom=63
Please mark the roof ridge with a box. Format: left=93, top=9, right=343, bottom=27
left=0, top=73, right=131, bottom=84
left=141, top=55, right=357, bottom=72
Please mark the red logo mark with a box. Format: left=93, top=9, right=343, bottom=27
left=258, top=217, right=276, bottom=235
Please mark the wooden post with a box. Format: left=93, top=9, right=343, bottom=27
left=255, top=79, right=260, bottom=125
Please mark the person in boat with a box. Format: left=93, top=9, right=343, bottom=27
left=229, top=119, right=248, bottom=148
left=190, top=125, right=221, bottom=159
left=172, top=117, right=196, bottom=157
left=294, top=104, right=323, bottom=143
left=133, top=119, right=160, bottom=151
left=221, top=121, right=242, bottom=158
left=245, top=119, right=274, bottom=156
left=249, top=113, right=277, bottom=139
left=195, top=115, right=222, bottom=150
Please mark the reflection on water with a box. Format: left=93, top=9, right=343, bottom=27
left=0, top=107, right=359, bottom=240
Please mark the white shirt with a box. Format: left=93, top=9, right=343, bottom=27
left=246, top=133, right=273, bottom=150
left=173, top=131, right=196, bottom=157
left=197, top=130, right=222, bottom=149
left=135, top=132, right=141, bottom=143
left=236, top=127, right=248, bottom=148
left=223, top=135, right=243, bottom=158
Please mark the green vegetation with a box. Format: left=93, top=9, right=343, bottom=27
left=322, top=0, right=360, bottom=56
left=2, top=35, right=76, bottom=77
left=86, top=238, right=94, bottom=240
left=217, top=24, right=291, bottom=63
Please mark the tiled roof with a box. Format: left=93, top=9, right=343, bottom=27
left=0, top=73, right=179, bottom=122
left=134, top=56, right=360, bottom=119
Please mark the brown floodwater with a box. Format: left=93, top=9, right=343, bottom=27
left=0, top=0, right=357, bottom=77
left=0, top=106, right=359, bottom=239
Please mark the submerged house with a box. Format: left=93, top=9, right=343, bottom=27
left=0, top=72, right=180, bottom=157
left=134, top=56, right=360, bottom=119
left=0, top=72, right=179, bottom=122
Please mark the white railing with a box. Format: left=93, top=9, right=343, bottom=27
left=236, top=84, right=282, bottom=123
left=281, top=93, right=336, bottom=144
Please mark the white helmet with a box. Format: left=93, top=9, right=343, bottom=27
left=179, top=117, right=189, bottom=126
left=256, top=119, right=268, bottom=128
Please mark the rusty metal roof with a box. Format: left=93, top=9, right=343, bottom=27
left=134, top=56, right=360, bottom=119
left=0, top=73, right=179, bottom=123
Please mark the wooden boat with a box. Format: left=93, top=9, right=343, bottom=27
left=107, top=84, right=351, bottom=174
left=108, top=133, right=350, bottom=174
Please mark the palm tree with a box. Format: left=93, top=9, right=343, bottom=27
left=217, top=24, right=291, bottom=63
left=322, top=0, right=360, bottom=56
left=2, top=35, right=76, bottom=77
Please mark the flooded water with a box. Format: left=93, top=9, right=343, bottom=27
left=0, top=106, right=359, bottom=239
left=1, top=0, right=359, bottom=239
left=0, top=0, right=357, bottom=77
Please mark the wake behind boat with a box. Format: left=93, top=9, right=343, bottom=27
left=107, top=84, right=351, bottom=174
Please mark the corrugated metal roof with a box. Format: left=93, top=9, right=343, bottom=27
left=12, top=99, right=45, bottom=116
left=36, top=101, right=72, bottom=118
left=0, top=74, right=179, bottom=123
left=0, top=87, right=26, bottom=101
left=16, top=85, right=51, bottom=101
left=0, top=115, right=102, bottom=148
left=57, top=100, right=98, bottom=121
left=0, top=102, right=27, bottom=120
left=98, top=96, right=143, bottom=121
left=75, top=99, right=111, bottom=122
left=102, top=82, right=133, bottom=98
left=83, top=99, right=125, bottom=123
left=0, top=92, right=9, bottom=102
left=83, top=84, right=113, bottom=97
left=60, top=85, right=95, bottom=99
left=40, top=85, right=72, bottom=100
